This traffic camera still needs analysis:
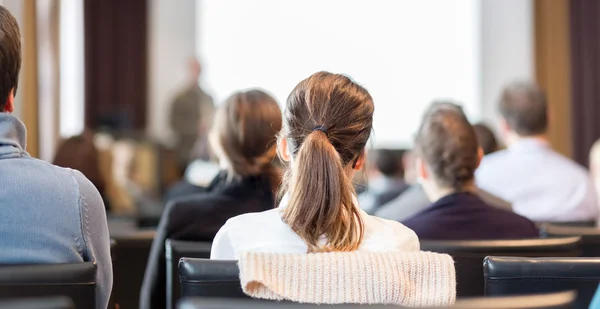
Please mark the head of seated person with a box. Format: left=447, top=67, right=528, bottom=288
left=53, top=130, right=109, bottom=210
left=498, top=82, right=549, bottom=145
left=415, top=102, right=481, bottom=203
left=210, top=72, right=419, bottom=259
left=402, top=102, right=538, bottom=240
left=208, top=89, right=283, bottom=193
left=473, top=123, right=500, bottom=155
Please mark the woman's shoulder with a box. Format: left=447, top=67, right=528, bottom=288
left=220, top=208, right=284, bottom=233
left=361, top=211, right=420, bottom=251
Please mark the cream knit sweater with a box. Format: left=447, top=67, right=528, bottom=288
left=239, top=251, right=456, bottom=307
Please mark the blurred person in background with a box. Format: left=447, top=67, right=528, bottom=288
left=473, top=122, right=501, bottom=155
left=0, top=6, right=111, bottom=309
left=375, top=103, right=511, bottom=222
left=402, top=102, right=537, bottom=240
left=141, top=89, right=282, bottom=309
left=359, top=149, right=409, bottom=214
left=476, top=81, right=598, bottom=222
left=169, top=58, right=215, bottom=173
left=54, top=130, right=110, bottom=211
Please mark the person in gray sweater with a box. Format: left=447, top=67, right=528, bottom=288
left=0, top=6, right=111, bottom=309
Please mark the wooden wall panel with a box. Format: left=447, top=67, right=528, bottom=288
left=534, top=0, right=573, bottom=158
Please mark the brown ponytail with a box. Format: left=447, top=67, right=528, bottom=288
left=280, top=72, right=374, bottom=252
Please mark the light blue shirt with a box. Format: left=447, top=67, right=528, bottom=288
left=476, top=138, right=598, bottom=222
left=0, top=113, right=112, bottom=309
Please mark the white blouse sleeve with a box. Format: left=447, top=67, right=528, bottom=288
left=210, top=225, right=236, bottom=260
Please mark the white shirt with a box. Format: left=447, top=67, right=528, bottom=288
left=210, top=195, right=420, bottom=259
left=476, top=138, right=598, bottom=222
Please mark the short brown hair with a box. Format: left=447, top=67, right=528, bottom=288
left=415, top=102, right=478, bottom=190
left=473, top=123, right=499, bottom=155
left=0, top=6, right=21, bottom=111
left=209, top=89, right=282, bottom=191
left=280, top=71, right=373, bottom=252
left=499, top=81, right=548, bottom=136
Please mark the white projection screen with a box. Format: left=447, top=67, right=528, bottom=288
left=197, top=0, right=481, bottom=148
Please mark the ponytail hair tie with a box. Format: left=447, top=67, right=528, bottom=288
left=313, top=125, right=328, bottom=135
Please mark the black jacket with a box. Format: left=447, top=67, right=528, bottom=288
left=140, top=172, right=276, bottom=309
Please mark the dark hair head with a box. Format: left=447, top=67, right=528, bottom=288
left=473, top=123, right=499, bottom=155
left=499, top=81, right=548, bottom=136
left=280, top=71, right=373, bottom=252
left=53, top=131, right=105, bottom=193
left=373, top=149, right=404, bottom=177
left=0, top=6, right=21, bottom=111
left=209, top=89, right=282, bottom=191
left=415, top=102, right=479, bottom=190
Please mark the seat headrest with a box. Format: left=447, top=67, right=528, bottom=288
left=421, top=237, right=581, bottom=253
left=484, top=256, right=600, bottom=278
left=179, top=258, right=239, bottom=283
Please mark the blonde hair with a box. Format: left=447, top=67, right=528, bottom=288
left=279, top=72, right=373, bottom=252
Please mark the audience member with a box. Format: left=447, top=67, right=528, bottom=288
left=402, top=102, right=538, bottom=240
left=473, top=122, right=500, bottom=155
left=169, top=58, right=215, bottom=171
left=0, top=6, right=111, bottom=309
left=53, top=130, right=110, bottom=211
left=359, top=149, right=409, bottom=214
left=476, top=82, right=598, bottom=222
left=211, top=71, right=419, bottom=259
left=141, top=89, right=282, bottom=309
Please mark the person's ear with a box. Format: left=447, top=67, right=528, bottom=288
left=352, top=149, right=367, bottom=171
left=277, top=137, right=291, bottom=162
left=4, top=88, right=14, bottom=113
left=416, top=157, right=428, bottom=181
left=476, top=147, right=484, bottom=169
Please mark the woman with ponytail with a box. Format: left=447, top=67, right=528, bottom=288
left=141, top=89, right=282, bottom=309
left=211, top=72, right=419, bottom=259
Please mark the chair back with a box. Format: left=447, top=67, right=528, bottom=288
left=166, top=239, right=212, bottom=309
left=485, top=256, right=600, bottom=309
left=0, top=296, right=74, bottom=309
left=111, top=230, right=155, bottom=309
left=178, top=258, right=247, bottom=299
left=541, top=224, right=600, bottom=257
left=421, top=236, right=581, bottom=296
left=178, top=291, right=576, bottom=309
left=0, top=263, right=95, bottom=309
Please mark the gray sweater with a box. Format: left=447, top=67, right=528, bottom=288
left=0, top=113, right=112, bottom=309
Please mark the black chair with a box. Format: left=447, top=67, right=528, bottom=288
left=178, top=291, right=576, bottom=309
left=166, top=240, right=212, bottom=309
left=0, top=262, right=95, bottom=309
left=421, top=236, right=581, bottom=297
left=485, top=256, right=600, bottom=309
left=111, top=230, right=156, bottom=309
left=541, top=224, right=600, bottom=257
left=178, top=258, right=247, bottom=299
left=0, top=297, right=74, bottom=309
